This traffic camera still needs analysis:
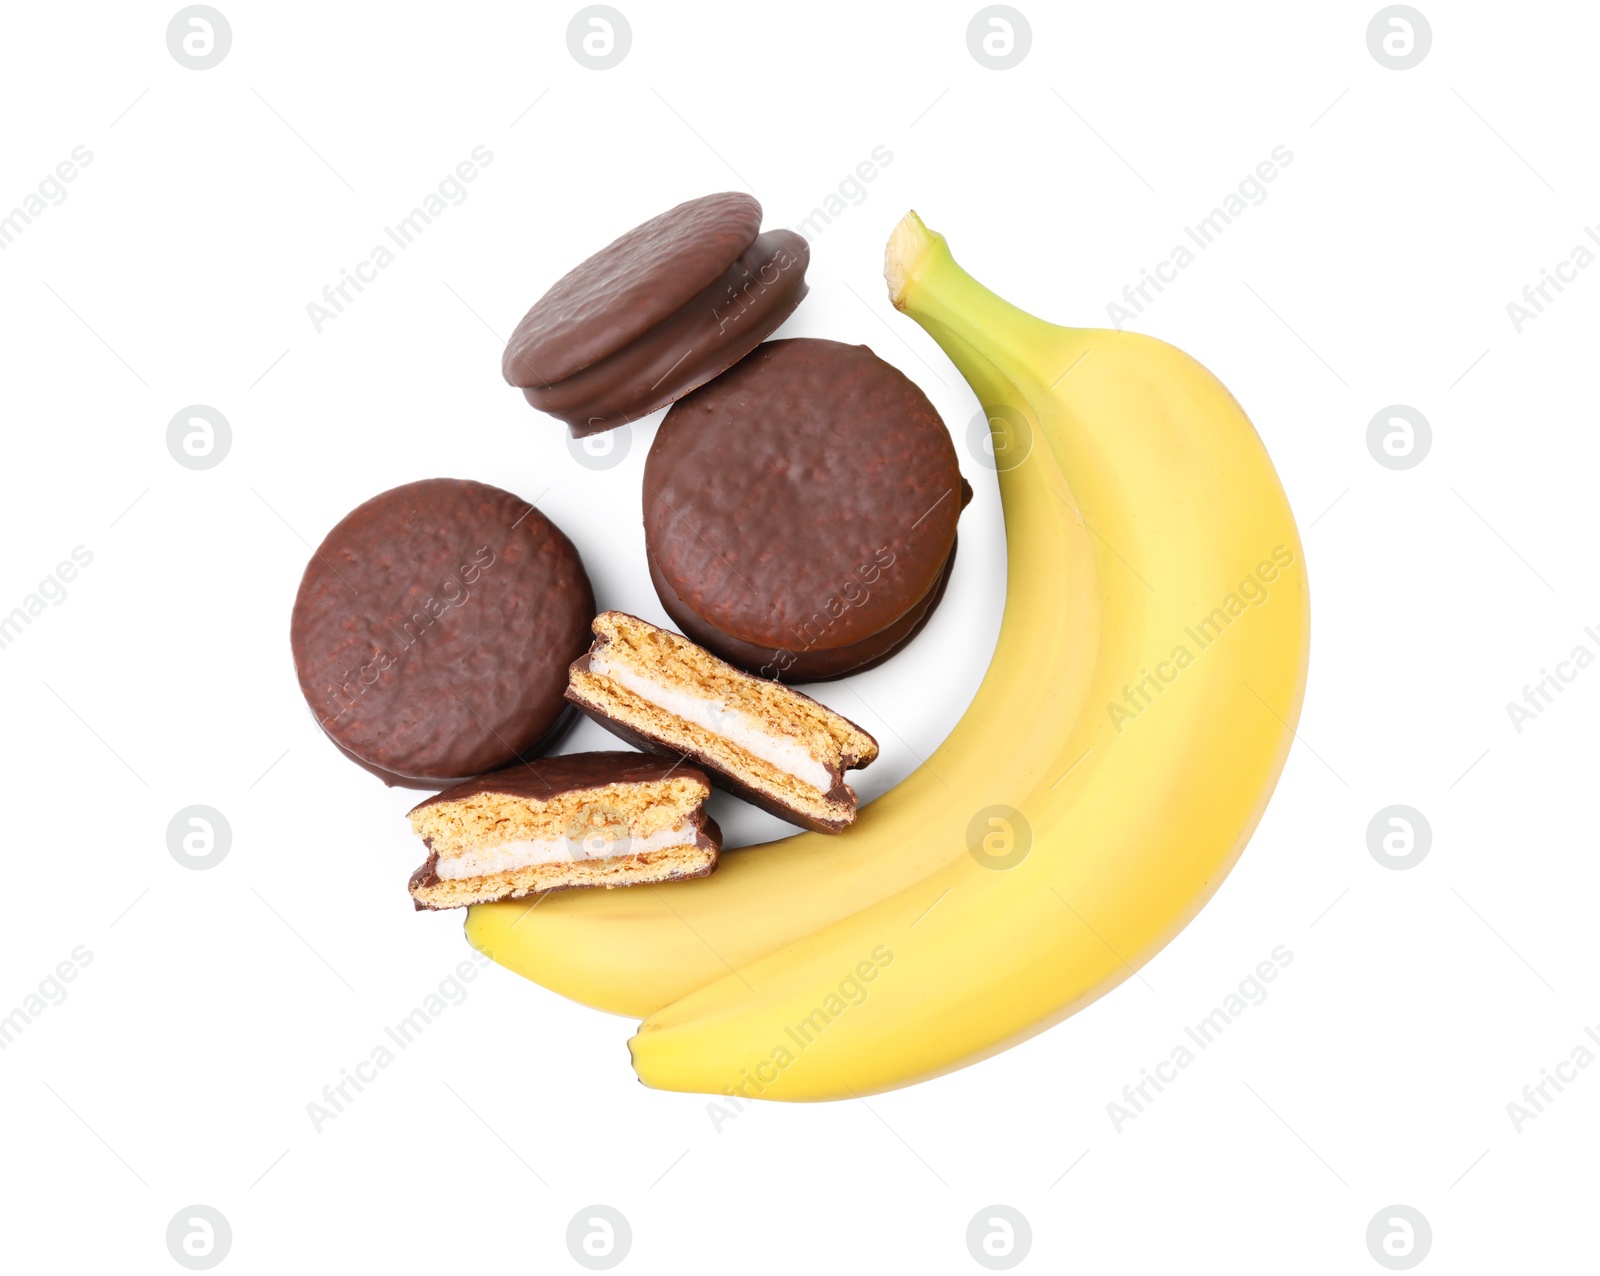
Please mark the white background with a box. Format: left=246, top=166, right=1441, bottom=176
left=1, top=1, right=1594, bottom=1271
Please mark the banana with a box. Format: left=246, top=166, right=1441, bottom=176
left=464, top=356, right=1101, bottom=1015
left=626, top=213, right=1311, bottom=1099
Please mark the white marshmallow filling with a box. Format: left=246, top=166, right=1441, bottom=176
left=434, top=822, right=700, bottom=881
left=589, top=652, right=836, bottom=793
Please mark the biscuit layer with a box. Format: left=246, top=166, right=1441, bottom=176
left=567, top=612, right=878, bottom=833
left=407, top=757, right=718, bottom=909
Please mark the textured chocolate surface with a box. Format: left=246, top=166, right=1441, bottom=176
left=409, top=751, right=711, bottom=813
left=502, top=192, right=761, bottom=389
left=646, top=536, right=960, bottom=683
left=522, top=230, right=809, bottom=436
left=330, top=704, right=580, bottom=789
left=290, top=479, right=594, bottom=787
left=644, top=339, right=964, bottom=651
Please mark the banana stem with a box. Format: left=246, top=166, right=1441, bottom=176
left=885, top=211, right=1081, bottom=396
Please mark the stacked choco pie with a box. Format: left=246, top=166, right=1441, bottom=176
left=288, top=192, right=967, bottom=911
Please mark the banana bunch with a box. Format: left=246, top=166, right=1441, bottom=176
left=466, top=212, right=1310, bottom=1100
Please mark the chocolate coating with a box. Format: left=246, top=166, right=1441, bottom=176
left=643, top=338, right=966, bottom=677
left=521, top=230, right=809, bottom=436
left=502, top=192, right=761, bottom=390
left=329, top=703, right=581, bottom=789
left=291, top=479, right=595, bottom=788
left=647, top=537, right=960, bottom=683
left=409, top=751, right=711, bottom=813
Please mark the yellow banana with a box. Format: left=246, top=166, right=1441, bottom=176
left=464, top=359, right=1100, bottom=1015
left=627, top=212, right=1311, bottom=1099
